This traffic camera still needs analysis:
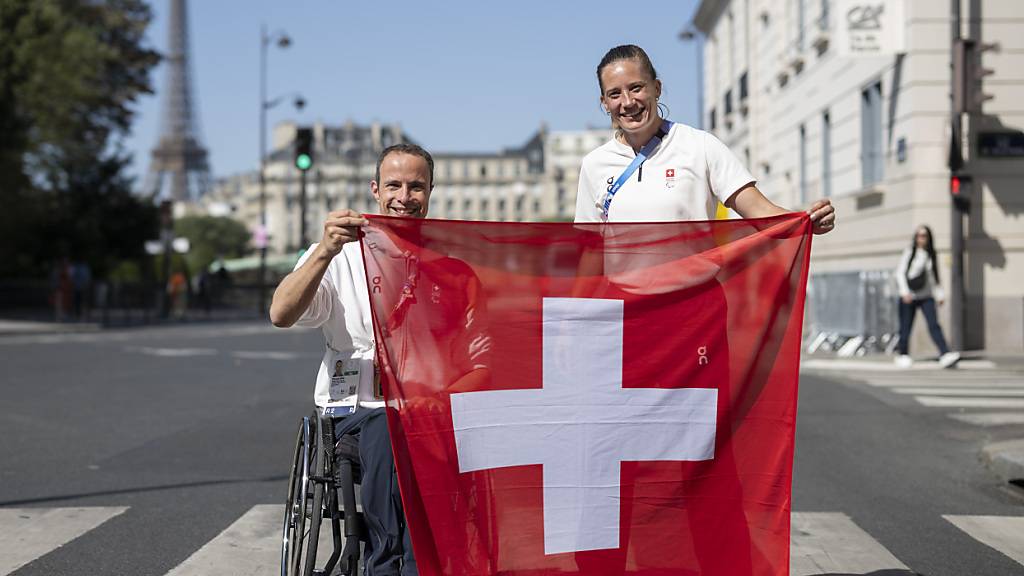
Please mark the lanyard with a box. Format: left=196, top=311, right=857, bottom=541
left=599, top=119, right=673, bottom=221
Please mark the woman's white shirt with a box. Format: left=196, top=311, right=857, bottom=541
left=574, top=122, right=755, bottom=223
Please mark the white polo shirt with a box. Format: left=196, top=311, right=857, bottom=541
left=293, top=241, right=381, bottom=413
left=574, top=122, right=755, bottom=223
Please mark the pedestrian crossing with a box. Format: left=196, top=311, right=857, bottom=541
left=0, top=507, right=127, bottom=575
left=802, top=361, right=1024, bottom=428
left=2, top=505, right=1024, bottom=575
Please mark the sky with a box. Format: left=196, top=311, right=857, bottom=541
left=124, top=0, right=703, bottom=183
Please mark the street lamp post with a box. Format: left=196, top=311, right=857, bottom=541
left=257, top=25, right=292, bottom=316
left=679, top=26, right=704, bottom=130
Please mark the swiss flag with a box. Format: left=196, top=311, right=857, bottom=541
left=361, top=214, right=812, bottom=576
left=666, top=168, right=675, bottom=178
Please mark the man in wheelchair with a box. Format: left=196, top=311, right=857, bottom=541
left=271, top=143, right=438, bottom=576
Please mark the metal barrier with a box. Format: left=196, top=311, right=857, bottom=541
left=805, top=270, right=899, bottom=356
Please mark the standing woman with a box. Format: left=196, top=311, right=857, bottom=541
left=572, top=44, right=835, bottom=575
left=575, top=44, right=836, bottom=228
left=895, top=225, right=961, bottom=368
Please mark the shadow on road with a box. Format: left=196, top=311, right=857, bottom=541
left=0, top=474, right=287, bottom=506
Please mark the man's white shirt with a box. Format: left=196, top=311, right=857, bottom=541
left=292, top=241, right=382, bottom=411
left=574, top=123, right=755, bottom=223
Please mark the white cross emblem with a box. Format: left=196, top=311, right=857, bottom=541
left=451, top=298, right=718, bottom=555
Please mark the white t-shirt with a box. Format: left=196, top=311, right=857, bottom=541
left=292, top=241, right=381, bottom=413
left=574, top=122, right=755, bottom=223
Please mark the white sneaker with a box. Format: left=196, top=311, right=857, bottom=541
left=894, top=355, right=913, bottom=368
left=939, top=351, right=961, bottom=368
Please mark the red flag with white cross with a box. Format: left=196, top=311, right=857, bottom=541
left=360, top=214, right=812, bottom=576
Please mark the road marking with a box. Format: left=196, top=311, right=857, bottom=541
left=892, top=387, right=1024, bottom=396
left=801, top=359, right=996, bottom=372
left=944, top=515, right=1024, bottom=565
left=914, top=397, right=1024, bottom=409
left=164, top=505, right=281, bottom=576
left=949, top=413, right=1024, bottom=427
left=232, top=350, right=301, bottom=360
left=790, top=512, right=909, bottom=575
left=847, top=375, right=1024, bottom=387
left=125, top=346, right=219, bottom=357
left=0, top=506, right=127, bottom=575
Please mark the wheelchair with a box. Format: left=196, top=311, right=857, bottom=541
left=281, top=409, right=366, bottom=576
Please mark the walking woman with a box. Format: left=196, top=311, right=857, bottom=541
left=895, top=225, right=961, bottom=368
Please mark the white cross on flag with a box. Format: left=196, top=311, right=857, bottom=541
left=362, top=215, right=812, bottom=575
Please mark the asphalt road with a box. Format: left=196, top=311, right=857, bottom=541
left=1, top=320, right=1022, bottom=575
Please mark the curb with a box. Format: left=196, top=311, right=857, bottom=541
left=982, top=438, right=1024, bottom=483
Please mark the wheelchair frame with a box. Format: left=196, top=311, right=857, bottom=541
left=281, top=410, right=365, bottom=576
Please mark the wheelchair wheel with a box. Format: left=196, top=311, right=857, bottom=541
left=281, top=414, right=323, bottom=576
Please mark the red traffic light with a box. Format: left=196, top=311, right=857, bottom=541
left=951, top=176, right=962, bottom=195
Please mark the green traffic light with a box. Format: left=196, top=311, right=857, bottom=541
left=295, top=153, right=312, bottom=171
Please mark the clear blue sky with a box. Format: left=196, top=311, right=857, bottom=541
left=124, top=0, right=703, bottom=182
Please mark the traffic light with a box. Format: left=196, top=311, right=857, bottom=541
left=953, top=39, right=995, bottom=115
left=950, top=173, right=972, bottom=211
left=294, top=127, right=314, bottom=171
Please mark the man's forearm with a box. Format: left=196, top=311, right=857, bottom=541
left=270, top=246, right=333, bottom=327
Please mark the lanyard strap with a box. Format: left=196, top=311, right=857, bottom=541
left=600, top=119, right=673, bottom=221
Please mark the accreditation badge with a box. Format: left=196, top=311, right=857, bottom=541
left=329, top=358, right=361, bottom=399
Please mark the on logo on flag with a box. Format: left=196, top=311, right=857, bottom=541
left=361, top=214, right=812, bottom=575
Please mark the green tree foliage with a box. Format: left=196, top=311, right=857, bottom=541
left=174, top=215, right=252, bottom=274
left=0, top=0, right=160, bottom=278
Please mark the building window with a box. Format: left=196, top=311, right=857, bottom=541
left=861, top=81, right=883, bottom=187
left=709, top=107, right=717, bottom=130
left=724, top=90, right=733, bottom=116
left=822, top=110, right=832, bottom=197
left=480, top=164, right=487, bottom=177
left=498, top=198, right=506, bottom=217
left=799, top=124, right=807, bottom=205
left=796, top=0, right=806, bottom=51
left=819, top=0, right=829, bottom=30
left=739, top=71, right=748, bottom=103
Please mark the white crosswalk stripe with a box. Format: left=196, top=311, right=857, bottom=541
left=0, top=506, right=127, bottom=575
left=164, top=504, right=282, bottom=576
left=790, top=512, right=910, bottom=575
left=945, top=515, right=1024, bottom=565
left=7, top=505, right=1024, bottom=574
left=804, top=363, right=1024, bottom=427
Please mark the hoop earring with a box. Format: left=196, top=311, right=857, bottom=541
left=657, top=102, right=670, bottom=119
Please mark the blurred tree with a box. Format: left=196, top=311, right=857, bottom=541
left=174, top=215, right=251, bottom=274
left=0, top=0, right=160, bottom=278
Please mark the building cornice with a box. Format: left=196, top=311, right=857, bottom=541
left=691, top=0, right=727, bottom=34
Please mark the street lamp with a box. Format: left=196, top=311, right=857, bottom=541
left=258, top=26, right=303, bottom=315
left=678, top=25, right=705, bottom=130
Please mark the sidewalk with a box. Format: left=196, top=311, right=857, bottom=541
left=802, top=350, right=1024, bottom=487
left=801, top=350, right=1024, bottom=373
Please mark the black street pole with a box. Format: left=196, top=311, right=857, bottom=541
left=949, top=0, right=966, bottom=351
left=300, top=169, right=308, bottom=248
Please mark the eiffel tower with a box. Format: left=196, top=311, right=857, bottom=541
left=146, top=0, right=210, bottom=203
